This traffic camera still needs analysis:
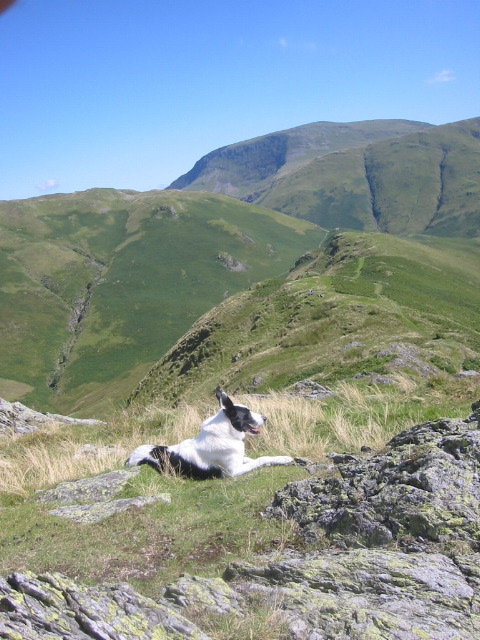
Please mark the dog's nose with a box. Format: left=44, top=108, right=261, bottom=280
left=262, top=416, right=267, bottom=422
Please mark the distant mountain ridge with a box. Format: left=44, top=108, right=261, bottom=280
left=257, top=117, right=480, bottom=237
left=168, top=119, right=433, bottom=201
left=167, top=117, right=480, bottom=239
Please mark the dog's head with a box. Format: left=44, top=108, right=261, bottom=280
left=215, top=387, right=266, bottom=435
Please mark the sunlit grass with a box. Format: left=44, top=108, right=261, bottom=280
left=2, top=374, right=478, bottom=504
left=0, top=374, right=478, bottom=601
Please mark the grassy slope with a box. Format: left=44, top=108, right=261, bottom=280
left=368, top=118, right=480, bottom=236
left=257, top=117, right=480, bottom=237
left=168, top=119, right=432, bottom=200
left=2, top=379, right=479, bottom=603
left=0, top=189, right=325, bottom=416
left=2, top=232, right=479, bottom=614
left=130, top=231, right=480, bottom=407
left=257, top=147, right=376, bottom=231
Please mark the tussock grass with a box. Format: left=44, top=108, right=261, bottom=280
left=0, top=435, right=127, bottom=500
left=1, top=374, right=473, bottom=503
left=237, top=393, right=329, bottom=460
left=0, top=375, right=478, bottom=599
left=238, top=380, right=426, bottom=457
left=190, top=597, right=290, bottom=640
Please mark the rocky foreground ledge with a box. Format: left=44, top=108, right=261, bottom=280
left=1, top=549, right=479, bottom=638
left=1, top=403, right=480, bottom=638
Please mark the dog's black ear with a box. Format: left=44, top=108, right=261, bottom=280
left=216, top=387, right=234, bottom=415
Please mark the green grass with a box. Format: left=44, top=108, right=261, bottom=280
left=463, top=356, right=480, bottom=371
left=0, top=189, right=325, bottom=416
left=1, top=380, right=478, bottom=601
left=258, top=147, right=377, bottom=231
left=0, top=465, right=306, bottom=598
left=130, top=231, right=480, bottom=407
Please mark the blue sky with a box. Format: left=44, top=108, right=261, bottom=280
left=1, top=0, right=478, bottom=201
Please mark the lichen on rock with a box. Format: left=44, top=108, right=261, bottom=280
left=48, top=494, right=171, bottom=524
left=221, top=548, right=480, bottom=639
left=267, top=403, right=480, bottom=551
left=36, top=468, right=142, bottom=506
left=0, top=570, right=209, bottom=639
left=0, top=397, right=104, bottom=437
left=35, top=468, right=170, bottom=524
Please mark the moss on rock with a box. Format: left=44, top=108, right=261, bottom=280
left=268, top=406, right=480, bottom=551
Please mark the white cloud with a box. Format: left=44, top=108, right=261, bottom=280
left=428, top=69, right=455, bottom=84
left=277, top=37, right=318, bottom=53
left=36, top=178, right=59, bottom=193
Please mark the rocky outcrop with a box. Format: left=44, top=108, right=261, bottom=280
left=251, top=379, right=334, bottom=401
left=290, top=379, right=334, bottom=399
left=0, top=570, right=209, bottom=639
left=267, top=403, right=480, bottom=551
left=0, top=397, right=105, bottom=437
left=47, top=495, right=171, bottom=525
left=35, top=468, right=171, bottom=524
left=2, top=549, right=479, bottom=639
left=376, top=342, right=437, bottom=376
left=216, top=252, right=247, bottom=271
left=219, top=549, right=480, bottom=639
left=3, top=404, right=480, bottom=638
left=36, top=469, right=142, bottom=506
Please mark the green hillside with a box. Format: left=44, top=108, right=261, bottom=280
left=130, top=231, right=480, bottom=407
left=0, top=189, right=325, bottom=416
left=256, top=117, right=480, bottom=237
left=168, top=119, right=432, bottom=201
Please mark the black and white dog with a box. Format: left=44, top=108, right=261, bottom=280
left=125, top=388, right=293, bottom=479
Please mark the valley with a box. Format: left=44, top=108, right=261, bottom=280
left=1, top=115, right=480, bottom=639
left=0, top=189, right=324, bottom=415
left=1, top=116, right=479, bottom=419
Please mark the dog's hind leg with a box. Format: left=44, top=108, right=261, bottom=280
left=126, top=444, right=168, bottom=473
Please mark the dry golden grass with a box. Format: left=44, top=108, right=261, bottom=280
left=327, top=407, right=393, bottom=452
left=0, top=377, right=430, bottom=501
left=239, top=385, right=419, bottom=457
left=237, top=392, right=329, bottom=459
left=0, top=436, right=127, bottom=499
left=189, top=595, right=290, bottom=640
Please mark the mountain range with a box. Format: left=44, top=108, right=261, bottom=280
left=168, top=117, right=480, bottom=238
left=168, top=119, right=432, bottom=200
left=1, top=116, right=479, bottom=415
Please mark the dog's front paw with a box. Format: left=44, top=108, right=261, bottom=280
left=275, top=456, right=294, bottom=465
